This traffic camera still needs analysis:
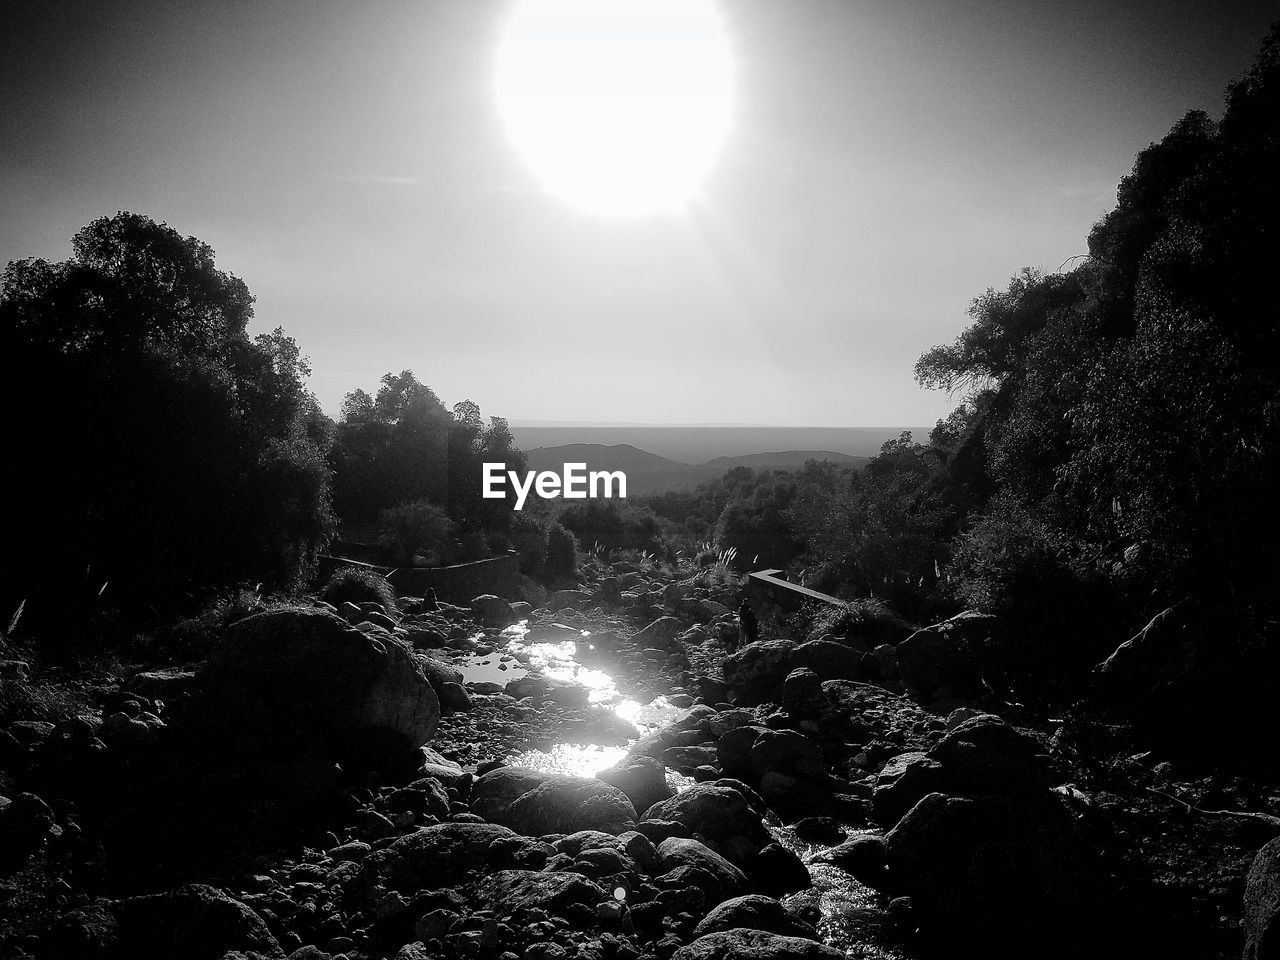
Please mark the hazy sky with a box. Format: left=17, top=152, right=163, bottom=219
left=2, top=0, right=1274, bottom=426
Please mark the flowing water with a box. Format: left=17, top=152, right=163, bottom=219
left=456, top=619, right=905, bottom=958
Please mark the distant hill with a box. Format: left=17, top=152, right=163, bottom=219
left=523, top=443, right=866, bottom=495
left=509, top=425, right=930, bottom=462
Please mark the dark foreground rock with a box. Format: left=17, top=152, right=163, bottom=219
left=47, top=883, right=282, bottom=960
left=672, top=928, right=844, bottom=959
left=192, top=607, right=439, bottom=766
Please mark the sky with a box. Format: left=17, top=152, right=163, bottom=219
left=1, top=0, right=1275, bottom=427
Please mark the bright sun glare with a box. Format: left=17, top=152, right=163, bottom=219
left=496, top=0, right=734, bottom=216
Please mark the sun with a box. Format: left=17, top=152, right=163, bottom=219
left=495, top=0, right=734, bottom=216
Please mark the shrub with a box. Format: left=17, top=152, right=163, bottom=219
left=509, top=513, right=549, bottom=577
left=545, top=523, right=579, bottom=581
left=378, top=499, right=453, bottom=566
left=319, top=567, right=397, bottom=613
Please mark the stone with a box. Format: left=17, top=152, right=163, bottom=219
left=746, top=843, right=811, bottom=897
left=502, top=777, right=638, bottom=836
left=641, top=784, right=769, bottom=844
left=722, top=641, right=797, bottom=706
left=597, top=755, right=674, bottom=815
left=747, top=729, right=824, bottom=782
left=369, top=821, right=517, bottom=891
left=813, top=835, right=887, bottom=885
left=872, top=752, right=948, bottom=824
left=690, top=894, right=819, bottom=940
left=1245, top=836, right=1280, bottom=960
left=632, top=616, right=684, bottom=649
left=472, top=869, right=605, bottom=919
left=781, top=668, right=823, bottom=716
left=657, top=837, right=747, bottom=900
left=438, top=681, right=472, bottom=712
left=194, top=607, right=439, bottom=764
left=717, top=725, right=768, bottom=780
left=472, top=594, right=516, bottom=628
left=926, top=715, right=1047, bottom=796
left=789, top=640, right=863, bottom=682
left=471, top=767, right=564, bottom=822
left=672, top=928, right=843, bottom=959
left=47, top=884, right=282, bottom=960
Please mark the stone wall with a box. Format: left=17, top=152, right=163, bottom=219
left=747, top=568, right=844, bottom=622
left=385, top=551, right=522, bottom=604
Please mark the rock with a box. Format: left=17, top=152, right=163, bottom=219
left=722, top=641, right=797, bottom=706
left=657, top=837, right=747, bottom=899
left=471, top=767, right=563, bottom=822
left=747, top=729, right=824, bottom=782
left=872, top=752, right=948, bottom=824
left=717, top=725, right=768, bottom=779
left=746, top=843, right=811, bottom=897
left=328, top=840, right=372, bottom=863
left=1245, top=837, right=1280, bottom=960
left=813, top=835, right=887, bottom=885
left=781, top=668, right=823, bottom=716
left=792, top=817, right=845, bottom=845
left=691, top=894, right=819, bottom=940
left=662, top=745, right=720, bottom=773
left=597, top=755, right=675, bottom=815
left=472, top=869, right=605, bottom=919
left=472, top=594, right=516, bottom=627
left=194, top=607, right=438, bottom=764
left=926, top=715, right=1047, bottom=796
left=641, top=784, right=769, bottom=844
left=438, top=681, right=472, bottom=712
left=895, top=620, right=979, bottom=697
left=369, top=821, right=518, bottom=891
left=789, top=640, right=863, bottom=682
left=546, top=589, right=592, bottom=612
left=672, top=928, right=843, bottom=959
left=502, top=777, right=637, bottom=836
left=47, top=884, right=282, bottom=960
left=884, top=791, right=1100, bottom=952
left=633, top=616, right=684, bottom=649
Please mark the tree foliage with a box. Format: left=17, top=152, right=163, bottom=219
left=0, top=213, right=334, bottom=632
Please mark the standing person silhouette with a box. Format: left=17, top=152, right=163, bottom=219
left=737, top=598, right=758, bottom=649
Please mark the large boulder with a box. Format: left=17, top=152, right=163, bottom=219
left=657, top=837, right=747, bottom=900
left=597, top=755, right=675, bottom=815
left=46, top=884, right=282, bottom=960
left=789, top=640, right=864, bottom=682
left=723, top=640, right=797, bottom=706
left=501, top=776, right=637, bottom=836
left=884, top=791, right=1101, bottom=954
left=194, top=608, right=439, bottom=764
left=632, top=616, right=684, bottom=649
left=471, top=869, right=605, bottom=920
left=470, top=767, right=562, bottom=822
left=471, top=595, right=516, bottom=628
left=672, top=928, right=843, bottom=960
left=895, top=620, right=979, bottom=698
left=872, top=752, right=948, bottom=824
left=367, top=821, right=520, bottom=891
left=747, top=729, right=825, bottom=782
left=642, top=783, right=770, bottom=845
left=1245, top=837, right=1280, bottom=960
left=690, top=895, right=819, bottom=940
left=926, top=715, right=1048, bottom=796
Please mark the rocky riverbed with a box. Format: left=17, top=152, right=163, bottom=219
left=3, top=567, right=1279, bottom=960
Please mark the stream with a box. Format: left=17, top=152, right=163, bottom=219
left=454, top=619, right=907, bottom=959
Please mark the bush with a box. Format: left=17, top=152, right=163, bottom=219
left=544, top=523, right=579, bottom=581
left=319, top=567, right=397, bottom=614
left=378, top=499, right=453, bottom=566
left=509, top=513, right=549, bottom=577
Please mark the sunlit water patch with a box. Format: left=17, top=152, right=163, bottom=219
left=506, top=742, right=630, bottom=778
